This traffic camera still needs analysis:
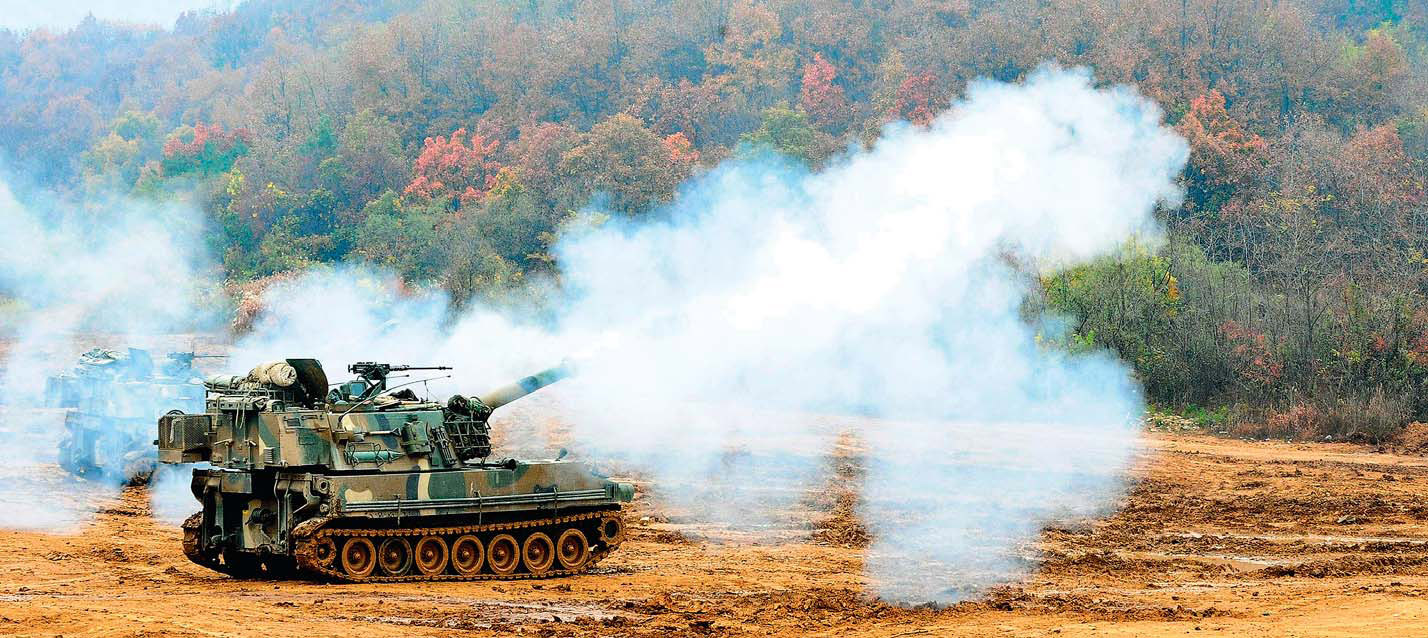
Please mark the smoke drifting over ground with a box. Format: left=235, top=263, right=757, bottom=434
left=0, top=63, right=1183, bottom=602
left=0, top=179, right=213, bottom=529
left=231, top=67, right=1186, bottom=601
left=555, top=66, right=1185, bottom=601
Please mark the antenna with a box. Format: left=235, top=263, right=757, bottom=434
left=337, top=374, right=453, bottom=422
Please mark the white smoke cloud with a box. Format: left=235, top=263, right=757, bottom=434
left=552, top=66, right=1185, bottom=601
left=0, top=178, right=214, bottom=529
left=230, top=66, right=1186, bottom=601
left=230, top=267, right=562, bottom=390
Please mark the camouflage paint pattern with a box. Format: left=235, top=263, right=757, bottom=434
left=158, top=359, right=634, bottom=561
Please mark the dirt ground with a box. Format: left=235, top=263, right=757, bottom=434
left=2, top=430, right=1428, bottom=638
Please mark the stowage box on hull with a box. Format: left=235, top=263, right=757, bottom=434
left=163, top=359, right=634, bottom=581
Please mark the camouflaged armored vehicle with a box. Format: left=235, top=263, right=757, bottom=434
left=44, top=348, right=207, bottom=484
left=157, top=359, right=633, bottom=581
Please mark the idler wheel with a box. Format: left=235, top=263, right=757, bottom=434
left=487, top=534, right=520, bottom=575
left=522, top=532, right=556, bottom=575
left=598, top=516, right=625, bottom=545
left=413, top=536, right=449, bottom=576
left=340, top=537, right=377, bottom=579
left=378, top=538, right=413, bottom=576
left=313, top=537, right=337, bottom=568
left=556, top=528, right=590, bottom=570
left=451, top=535, right=485, bottom=576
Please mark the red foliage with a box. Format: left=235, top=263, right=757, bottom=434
left=1342, top=124, right=1423, bottom=207
left=1220, top=320, right=1283, bottom=387
left=894, top=72, right=945, bottom=127
left=1180, top=91, right=1266, bottom=152
left=662, top=131, right=700, bottom=166
left=160, top=122, right=252, bottom=176
left=404, top=128, right=503, bottom=207
left=1371, top=333, right=1388, bottom=353
left=1413, top=334, right=1428, bottom=365
left=1406, top=310, right=1428, bottom=366
left=800, top=53, right=848, bottom=130
left=629, top=78, right=721, bottom=146
left=162, top=122, right=253, bottom=158
left=1175, top=91, right=1268, bottom=190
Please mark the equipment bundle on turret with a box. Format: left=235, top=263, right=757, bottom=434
left=157, top=358, right=633, bottom=581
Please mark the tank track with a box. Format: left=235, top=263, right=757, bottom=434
left=183, top=510, right=625, bottom=582
left=182, top=509, right=626, bottom=582
left=181, top=512, right=229, bottom=574
left=182, top=512, right=206, bottom=563
left=292, top=509, right=624, bottom=582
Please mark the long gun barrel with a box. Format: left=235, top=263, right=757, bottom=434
left=475, top=364, right=571, bottom=411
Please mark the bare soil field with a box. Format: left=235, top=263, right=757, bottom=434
left=2, top=429, right=1428, bottom=637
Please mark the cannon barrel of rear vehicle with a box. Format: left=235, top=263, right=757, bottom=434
left=475, top=363, right=571, bottom=411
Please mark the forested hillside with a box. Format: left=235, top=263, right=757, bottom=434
left=2, top=0, right=1426, bottom=438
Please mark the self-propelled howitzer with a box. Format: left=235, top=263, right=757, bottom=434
left=46, top=348, right=211, bottom=484
left=157, top=359, right=633, bottom=581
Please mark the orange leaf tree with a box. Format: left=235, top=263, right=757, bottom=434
left=800, top=53, right=849, bottom=132
left=404, top=128, right=503, bottom=208
left=1175, top=90, right=1268, bottom=211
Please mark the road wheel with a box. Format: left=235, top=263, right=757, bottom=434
left=556, top=528, right=590, bottom=570
left=487, top=534, right=520, bottom=575
left=451, top=535, right=485, bottom=576
left=378, top=538, right=413, bottom=576
left=413, top=536, right=448, bottom=576
left=340, top=537, right=376, bottom=579
left=313, top=537, right=337, bottom=568
left=522, top=532, right=556, bottom=575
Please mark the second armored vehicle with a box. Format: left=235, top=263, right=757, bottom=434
left=45, top=348, right=207, bottom=484
left=157, top=359, right=633, bottom=581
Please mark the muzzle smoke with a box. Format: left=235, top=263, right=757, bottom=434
left=0, top=180, right=212, bottom=529
left=231, top=67, right=1186, bottom=601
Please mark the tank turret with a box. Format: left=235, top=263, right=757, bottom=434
left=157, top=359, right=632, bottom=581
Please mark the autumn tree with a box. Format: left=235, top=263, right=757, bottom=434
left=894, top=71, right=947, bottom=127
left=559, top=113, right=694, bottom=216
left=511, top=121, right=580, bottom=209
left=703, top=1, right=797, bottom=141
left=404, top=127, right=504, bottom=208
left=800, top=53, right=850, bottom=133
left=1336, top=28, right=1410, bottom=128
left=628, top=77, right=722, bottom=147
left=741, top=106, right=824, bottom=164
left=161, top=122, right=254, bottom=177
left=1174, top=91, right=1269, bottom=214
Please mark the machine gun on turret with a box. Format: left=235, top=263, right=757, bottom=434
left=345, top=362, right=453, bottom=399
